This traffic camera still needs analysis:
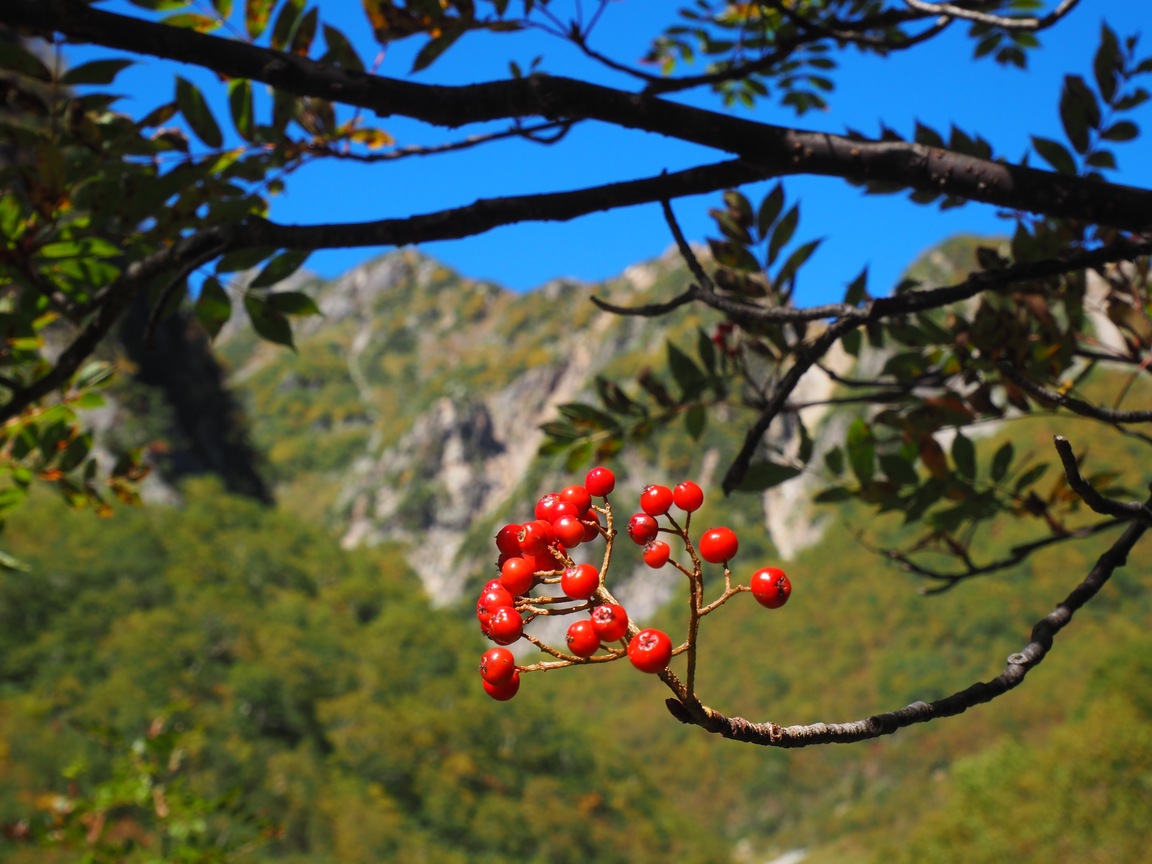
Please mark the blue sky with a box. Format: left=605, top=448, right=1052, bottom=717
left=83, top=2, right=1152, bottom=306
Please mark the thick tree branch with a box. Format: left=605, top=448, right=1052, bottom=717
left=665, top=503, right=1146, bottom=746
left=7, top=0, right=1152, bottom=233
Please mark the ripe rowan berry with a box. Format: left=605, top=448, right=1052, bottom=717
left=483, top=669, right=521, bottom=701
left=627, top=628, right=672, bottom=673
left=585, top=466, right=616, bottom=498
left=750, top=567, right=792, bottom=609
left=566, top=619, right=601, bottom=657
left=500, top=557, right=535, bottom=595
left=477, top=584, right=514, bottom=619
left=518, top=520, right=555, bottom=556
left=581, top=510, right=602, bottom=543
left=522, top=551, right=558, bottom=576
left=487, top=606, right=524, bottom=645
left=560, top=563, right=600, bottom=600
left=642, top=539, right=671, bottom=569
left=535, top=493, right=574, bottom=522
left=698, top=526, right=739, bottom=563
left=590, top=603, right=629, bottom=642
left=551, top=513, right=586, bottom=548
left=495, top=523, right=523, bottom=557
left=479, top=647, right=517, bottom=685
left=559, top=484, right=592, bottom=515
left=673, top=480, right=704, bottom=513
left=627, top=512, right=659, bottom=545
left=640, top=484, right=674, bottom=516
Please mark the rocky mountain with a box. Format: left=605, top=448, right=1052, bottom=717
left=204, top=237, right=1041, bottom=606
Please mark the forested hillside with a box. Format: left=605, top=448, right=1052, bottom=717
left=2, top=241, right=1151, bottom=863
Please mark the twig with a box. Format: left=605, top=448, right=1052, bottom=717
left=1052, top=435, right=1152, bottom=526
left=901, top=0, right=1081, bottom=31
left=663, top=509, right=1147, bottom=746
left=998, top=361, right=1152, bottom=424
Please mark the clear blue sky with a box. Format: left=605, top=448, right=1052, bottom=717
left=83, top=2, right=1152, bottom=306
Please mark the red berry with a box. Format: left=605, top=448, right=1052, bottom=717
left=640, top=484, right=674, bottom=516
left=483, top=669, right=521, bottom=701
left=559, top=484, right=592, bottom=515
left=477, top=584, right=514, bottom=618
left=487, top=606, right=524, bottom=645
left=673, top=481, right=704, bottom=513
left=581, top=510, right=602, bottom=543
left=698, top=526, right=739, bottom=564
left=560, top=563, right=600, bottom=600
left=518, top=520, right=555, bottom=557
left=534, top=493, right=560, bottom=521
left=750, top=567, right=792, bottom=609
left=627, top=629, right=672, bottom=673
left=565, top=619, right=601, bottom=657
left=627, top=513, right=659, bottom=545
left=480, top=647, right=517, bottom=685
left=585, top=466, right=616, bottom=498
left=552, top=514, right=586, bottom=548
left=523, top=551, right=558, bottom=576
left=495, top=523, right=522, bottom=557
left=500, top=557, right=535, bottom=595
left=643, top=540, right=671, bottom=569
left=590, top=603, right=629, bottom=642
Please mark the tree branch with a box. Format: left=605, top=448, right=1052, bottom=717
left=665, top=505, right=1146, bottom=746
left=998, top=361, right=1152, bottom=424
left=7, top=0, right=1152, bottom=232
left=1052, top=435, right=1152, bottom=526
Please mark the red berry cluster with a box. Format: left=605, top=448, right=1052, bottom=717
left=477, top=467, right=792, bottom=701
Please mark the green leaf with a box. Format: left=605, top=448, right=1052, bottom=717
left=249, top=249, right=310, bottom=288
left=216, top=246, right=275, bottom=274
left=1101, top=120, right=1138, bottom=142
left=75, top=361, right=114, bottom=389
left=824, top=446, right=844, bottom=476
left=756, top=184, right=784, bottom=238
left=271, top=0, right=306, bottom=51
left=846, top=417, right=875, bottom=486
left=737, top=461, right=801, bottom=493
left=767, top=203, right=799, bottom=266
left=814, top=486, right=853, bottom=503
left=290, top=7, right=319, bottom=56
left=843, top=267, right=869, bottom=306
left=266, top=291, right=322, bottom=317
left=0, top=40, right=51, bottom=80
left=879, top=453, right=919, bottom=486
left=323, top=24, right=366, bottom=72
left=1031, top=136, right=1077, bottom=175
left=175, top=76, right=223, bottom=148
left=127, top=0, right=190, bottom=9
left=228, top=79, right=254, bottom=141
left=1014, top=462, right=1049, bottom=493
left=1093, top=22, right=1121, bottom=103
left=696, top=327, right=717, bottom=375
left=245, top=0, right=276, bottom=39
left=0, top=548, right=30, bottom=573
left=667, top=341, right=706, bottom=400
left=62, top=59, right=135, bottom=86
left=213, top=0, right=234, bottom=16
left=685, top=403, right=706, bottom=440
left=951, top=431, right=976, bottom=480
left=1060, top=74, right=1101, bottom=153
left=991, top=441, right=1014, bottom=482
left=774, top=238, right=821, bottom=289
left=162, top=13, right=221, bottom=32
left=558, top=403, right=617, bottom=428
left=244, top=294, right=295, bottom=349
left=194, top=276, right=232, bottom=340
left=412, top=24, right=465, bottom=73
